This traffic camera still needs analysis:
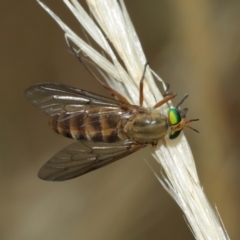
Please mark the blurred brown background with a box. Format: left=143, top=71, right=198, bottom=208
left=1, top=0, right=240, bottom=239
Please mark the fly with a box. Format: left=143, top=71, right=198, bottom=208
left=25, top=38, right=198, bottom=181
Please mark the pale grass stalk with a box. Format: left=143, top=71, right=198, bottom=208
left=37, top=0, right=230, bottom=239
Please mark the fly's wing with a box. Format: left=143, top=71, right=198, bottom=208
left=38, top=140, right=145, bottom=181
left=26, top=83, right=143, bottom=181
left=25, top=83, right=124, bottom=117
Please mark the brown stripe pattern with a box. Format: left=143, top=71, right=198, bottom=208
left=48, top=106, right=127, bottom=143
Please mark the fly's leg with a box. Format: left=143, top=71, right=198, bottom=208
left=163, top=83, right=170, bottom=96
left=66, top=37, right=130, bottom=104
left=176, top=94, right=188, bottom=109
left=151, top=140, right=158, bottom=148
left=138, top=65, right=177, bottom=109
left=153, top=93, right=177, bottom=109
left=152, top=83, right=177, bottom=109
left=139, top=62, right=149, bottom=106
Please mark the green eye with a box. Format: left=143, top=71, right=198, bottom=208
left=169, top=130, right=181, bottom=139
left=168, top=108, right=181, bottom=125
left=168, top=108, right=182, bottom=139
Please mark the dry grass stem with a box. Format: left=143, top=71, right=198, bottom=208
left=37, top=0, right=230, bottom=239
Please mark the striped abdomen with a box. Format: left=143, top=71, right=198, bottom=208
left=49, top=106, right=126, bottom=143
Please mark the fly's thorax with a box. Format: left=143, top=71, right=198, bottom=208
left=124, top=109, right=168, bottom=143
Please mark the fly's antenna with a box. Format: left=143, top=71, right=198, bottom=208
left=185, top=119, right=199, bottom=133
left=175, top=94, right=199, bottom=133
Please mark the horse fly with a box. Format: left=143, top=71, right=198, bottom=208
left=25, top=39, right=198, bottom=181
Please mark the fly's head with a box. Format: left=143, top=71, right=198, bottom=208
left=167, top=95, right=199, bottom=139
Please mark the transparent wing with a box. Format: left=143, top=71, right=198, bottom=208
left=38, top=140, right=145, bottom=181
left=25, top=83, right=123, bottom=117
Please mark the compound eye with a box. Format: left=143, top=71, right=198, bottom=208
left=169, top=130, right=181, bottom=139
left=168, top=108, right=181, bottom=125
left=168, top=108, right=182, bottom=139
